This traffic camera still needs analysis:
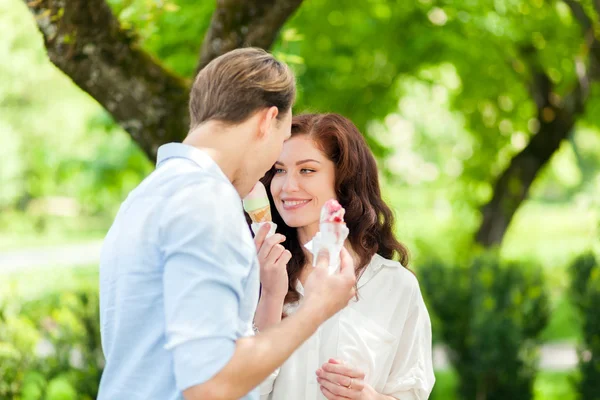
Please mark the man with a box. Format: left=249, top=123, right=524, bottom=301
left=97, top=47, right=356, bottom=400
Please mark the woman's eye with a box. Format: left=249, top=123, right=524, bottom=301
left=274, top=168, right=285, bottom=174
left=300, top=169, right=315, bottom=174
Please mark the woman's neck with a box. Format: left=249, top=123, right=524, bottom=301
left=296, top=222, right=319, bottom=246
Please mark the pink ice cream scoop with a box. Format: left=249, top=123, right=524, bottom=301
left=320, top=199, right=345, bottom=224
left=307, top=199, right=349, bottom=272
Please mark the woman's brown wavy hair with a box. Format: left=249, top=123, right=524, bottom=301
left=260, top=113, right=410, bottom=305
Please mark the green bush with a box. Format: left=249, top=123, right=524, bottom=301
left=420, top=252, right=550, bottom=400
left=568, top=252, right=597, bottom=310
left=568, top=252, right=600, bottom=400
left=0, top=286, right=103, bottom=400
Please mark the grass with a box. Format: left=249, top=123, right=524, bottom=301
left=501, top=202, right=596, bottom=271
left=0, top=264, right=98, bottom=302
left=0, top=212, right=108, bottom=251
left=431, top=369, right=576, bottom=400
left=534, top=371, right=577, bottom=400
left=0, top=234, right=103, bottom=251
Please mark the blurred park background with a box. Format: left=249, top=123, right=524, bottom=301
left=1, top=0, right=600, bottom=399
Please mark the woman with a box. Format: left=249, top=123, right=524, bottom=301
left=253, top=113, right=435, bottom=400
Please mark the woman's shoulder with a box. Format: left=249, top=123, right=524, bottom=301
left=358, top=254, right=423, bottom=307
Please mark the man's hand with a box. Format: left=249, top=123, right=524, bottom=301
left=302, top=247, right=356, bottom=323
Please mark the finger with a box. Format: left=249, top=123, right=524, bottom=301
left=253, top=223, right=271, bottom=252
left=315, top=248, right=330, bottom=269
left=276, top=249, right=292, bottom=266
left=317, top=377, right=353, bottom=398
left=316, top=368, right=351, bottom=387
left=319, top=385, right=339, bottom=400
left=317, top=367, right=365, bottom=392
left=265, top=244, right=286, bottom=265
left=322, top=362, right=365, bottom=379
left=257, top=233, right=285, bottom=261
left=338, top=247, right=355, bottom=279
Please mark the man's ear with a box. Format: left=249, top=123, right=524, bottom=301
left=258, top=106, right=279, bottom=138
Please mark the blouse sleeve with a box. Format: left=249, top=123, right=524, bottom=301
left=381, top=280, right=436, bottom=400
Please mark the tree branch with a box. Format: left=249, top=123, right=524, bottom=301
left=565, top=0, right=593, bottom=31
left=197, top=0, right=304, bottom=71
left=564, top=0, right=600, bottom=78
left=23, top=0, right=190, bottom=160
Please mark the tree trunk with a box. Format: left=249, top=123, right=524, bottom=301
left=475, top=82, right=580, bottom=246
left=23, top=0, right=303, bottom=160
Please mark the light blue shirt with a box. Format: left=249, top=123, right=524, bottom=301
left=98, top=143, right=260, bottom=400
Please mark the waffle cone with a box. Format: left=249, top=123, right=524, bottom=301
left=248, top=205, right=271, bottom=223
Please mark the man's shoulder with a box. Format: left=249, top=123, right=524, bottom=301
left=155, top=170, right=245, bottom=230
left=153, top=160, right=240, bottom=207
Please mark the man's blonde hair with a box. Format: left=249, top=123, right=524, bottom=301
left=189, top=48, right=296, bottom=128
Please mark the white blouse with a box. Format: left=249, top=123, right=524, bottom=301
left=260, top=254, right=435, bottom=400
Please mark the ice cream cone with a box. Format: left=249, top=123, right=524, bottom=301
left=248, top=205, right=271, bottom=223
left=243, top=182, right=271, bottom=221
left=243, top=182, right=276, bottom=237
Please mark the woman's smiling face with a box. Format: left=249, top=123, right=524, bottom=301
left=270, top=134, right=337, bottom=230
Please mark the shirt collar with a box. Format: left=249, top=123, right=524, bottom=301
left=358, top=253, right=401, bottom=288
left=156, top=142, right=230, bottom=183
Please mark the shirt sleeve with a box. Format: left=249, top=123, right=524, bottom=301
left=382, top=277, right=436, bottom=399
left=159, top=181, right=255, bottom=391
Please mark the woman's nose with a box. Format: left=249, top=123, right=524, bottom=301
left=282, top=174, right=299, bottom=192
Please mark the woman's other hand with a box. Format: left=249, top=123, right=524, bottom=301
left=316, top=359, right=367, bottom=399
